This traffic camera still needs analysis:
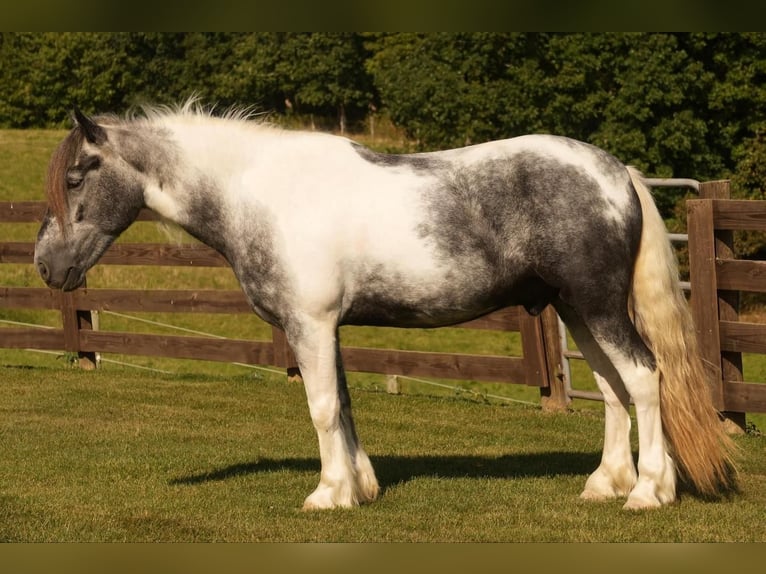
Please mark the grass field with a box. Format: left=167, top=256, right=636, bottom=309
left=1, top=365, right=765, bottom=542
left=1, top=127, right=766, bottom=541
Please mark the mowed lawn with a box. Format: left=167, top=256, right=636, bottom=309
left=1, top=128, right=766, bottom=541
left=0, top=359, right=765, bottom=542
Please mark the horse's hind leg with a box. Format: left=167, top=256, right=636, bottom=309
left=558, top=300, right=676, bottom=509
left=555, top=301, right=637, bottom=500
left=288, top=315, right=379, bottom=509
left=601, top=344, right=676, bottom=509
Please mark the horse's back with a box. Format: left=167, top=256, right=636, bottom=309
left=330, top=134, right=643, bottom=327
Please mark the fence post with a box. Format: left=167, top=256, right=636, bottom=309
left=694, top=181, right=746, bottom=432
left=271, top=325, right=302, bottom=382
left=519, top=307, right=569, bottom=411
left=60, top=283, right=97, bottom=370
left=519, top=311, right=546, bottom=387
left=538, top=306, right=570, bottom=412
left=687, top=199, right=724, bottom=407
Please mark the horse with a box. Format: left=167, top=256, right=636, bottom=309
left=34, top=103, right=737, bottom=510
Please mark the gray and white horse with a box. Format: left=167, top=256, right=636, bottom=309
left=35, top=104, right=736, bottom=510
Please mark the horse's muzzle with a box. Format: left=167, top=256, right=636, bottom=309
left=36, top=260, right=52, bottom=284
left=35, top=258, right=84, bottom=291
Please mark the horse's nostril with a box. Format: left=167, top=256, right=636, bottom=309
left=37, top=260, right=50, bottom=281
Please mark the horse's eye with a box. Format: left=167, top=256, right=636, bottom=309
left=66, top=172, right=84, bottom=190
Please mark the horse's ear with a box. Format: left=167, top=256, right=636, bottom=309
left=73, top=106, right=107, bottom=145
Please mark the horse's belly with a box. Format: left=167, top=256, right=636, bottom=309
left=339, top=263, right=558, bottom=328
left=340, top=292, right=496, bottom=328
left=339, top=264, right=498, bottom=327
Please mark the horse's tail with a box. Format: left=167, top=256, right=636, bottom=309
left=627, top=166, right=738, bottom=496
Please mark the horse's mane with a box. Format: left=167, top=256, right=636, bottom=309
left=44, top=99, right=272, bottom=232
left=133, top=97, right=269, bottom=126
left=45, top=126, right=83, bottom=234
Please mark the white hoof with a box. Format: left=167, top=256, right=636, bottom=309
left=623, top=492, right=663, bottom=510
left=623, top=476, right=676, bottom=510
left=581, top=464, right=637, bottom=501
left=580, top=488, right=616, bottom=502
left=302, top=483, right=357, bottom=511
left=355, top=450, right=380, bottom=503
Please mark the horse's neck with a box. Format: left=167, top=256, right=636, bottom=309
left=170, top=119, right=266, bottom=174
left=141, top=119, right=271, bottom=252
left=143, top=120, right=241, bottom=213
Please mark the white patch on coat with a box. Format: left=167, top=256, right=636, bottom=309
left=443, top=134, right=634, bottom=224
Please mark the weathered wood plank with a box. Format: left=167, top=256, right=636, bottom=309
left=0, top=242, right=35, bottom=263
left=687, top=199, right=724, bottom=408
left=340, top=346, right=528, bottom=384
left=519, top=311, right=548, bottom=387
left=60, top=290, right=80, bottom=353
left=98, top=244, right=228, bottom=267
left=709, top=191, right=746, bottom=426
left=723, top=381, right=766, bottom=413
left=73, top=288, right=252, bottom=313
left=0, top=242, right=227, bottom=266
left=0, top=201, right=46, bottom=222
left=454, top=307, right=521, bottom=331
left=712, top=199, right=766, bottom=231
left=538, top=305, right=569, bottom=410
left=716, top=259, right=766, bottom=293
left=0, top=241, right=229, bottom=267
left=0, top=327, right=64, bottom=350
left=699, top=180, right=731, bottom=201
left=719, top=320, right=766, bottom=354
left=136, top=208, right=163, bottom=222
left=0, top=287, right=60, bottom=309
left=0, top=202, right=160, bottom=223
left=79, top=330, right=274, bottom=365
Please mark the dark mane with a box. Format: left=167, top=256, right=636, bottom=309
left=45, top=126, right=84, bottom=234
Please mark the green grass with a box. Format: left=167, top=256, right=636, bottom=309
left=0, top=365, right=764, bottom=542
left=1, top=128, right=766, bottom=540
left=0, top=129, right=67, bottom=201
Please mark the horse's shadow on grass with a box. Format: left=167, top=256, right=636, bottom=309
left=169, top=451, right=602, bottom=491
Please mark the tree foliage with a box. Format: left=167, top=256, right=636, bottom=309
left=2, top=32, right=766, bottom=215
left=365, top=33, right=544, bottom=148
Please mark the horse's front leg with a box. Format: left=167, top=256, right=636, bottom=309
left=289, top=315, right=378, bottom=509
left=334, top=343, right=380, bottom=505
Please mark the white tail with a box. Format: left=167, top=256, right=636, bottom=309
left=628, top=167, right=737, bottom=495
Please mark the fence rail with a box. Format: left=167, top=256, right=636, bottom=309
left=3, top=188, right=766, bottom=422
left=0, top=201, right=568, bottom=409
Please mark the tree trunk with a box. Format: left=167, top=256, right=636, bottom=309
left=338, top=103, right=346, bottom=135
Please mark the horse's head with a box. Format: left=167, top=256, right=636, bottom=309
left=34, top=108, right=146, bottom=291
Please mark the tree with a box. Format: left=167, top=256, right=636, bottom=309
left=219, top=33, right=374, bottom=132
left=0, top=33, right=135, bottom=127
left=366, top=33, right=546, bottom=149
left=730, top=126, right=766, bottom=258
left=278, top=33, right=374, bottom=133
left=215, top=32, right=286, bottom=114
left=3, top=32, right=766, bottom=217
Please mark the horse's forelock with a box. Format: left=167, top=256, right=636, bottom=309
left=45, top=127, right=83, bottom=233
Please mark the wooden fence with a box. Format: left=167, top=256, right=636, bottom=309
left=687, top=184, right=766, bottom=428
left=3, top=187, right=766, bottom=422
left=0, top=200, right=568, bottom=410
